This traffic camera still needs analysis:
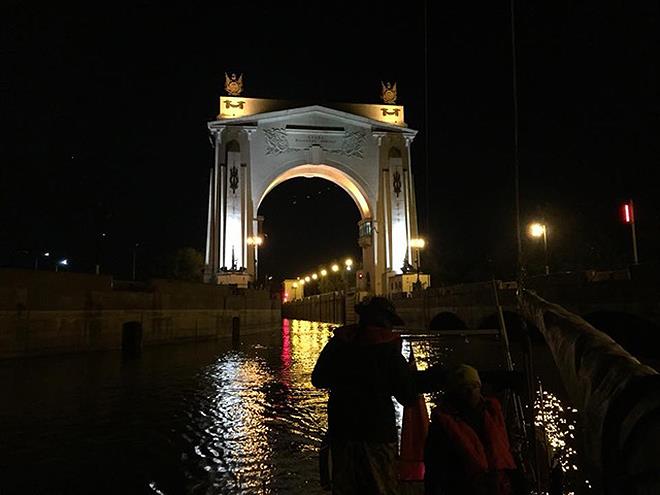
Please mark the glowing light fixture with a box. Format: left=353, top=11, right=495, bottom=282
left=331, top=264, right=339, bottom=272
left=320, top=269, right=327, bottom=277
left=312, top=273, right=318, bottom=280
left=410, top=238, right=426, bottom=249
left=528, top=223, right=546, bottom=238
left=247, top=235, right=264, bottom=246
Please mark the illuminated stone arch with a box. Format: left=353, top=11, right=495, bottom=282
left=204, top=102, right=420, bottom=295
left=257, top=162, right=372, bottom=219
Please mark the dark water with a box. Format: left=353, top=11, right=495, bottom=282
left=0, top=319, right=589, bottom=494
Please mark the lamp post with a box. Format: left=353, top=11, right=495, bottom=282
left=622, top=200, right=639, bottom=265
left=55, top=258, right=68, bottom=272
left=344, top=258, right=353, bottom=292
left=34, top=251, right=50, bottom=270
left=410, top=238, right=426, bottom=288
left=132, top=243, right=139, bottom=280
left=528, top=222, right=549, bottom=275
left=247, top=235, right=263, bottom=286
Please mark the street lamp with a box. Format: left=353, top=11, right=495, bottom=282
left=621, top=200, right=639, bottom=264
left=410, top=238, right=426, bottom=287
left=34, top=251, right=50, bottom=270
left=345, top=258, right=353, bottom=271
left=55, top=258, right=68, bottom=272
left=331, top=264, right=339, bottom=272
left=246, top=235, right=263, bottom=285
left=528, top=222, right=549, bottom=275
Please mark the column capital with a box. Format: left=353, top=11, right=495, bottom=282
left=210, top=125, right=226, bottom=137
left=372, top=131, right=387, bottom=146
left=243, top=127, right=258, bottom=141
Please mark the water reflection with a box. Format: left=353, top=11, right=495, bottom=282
left=0, top=319, right=587, bottom=494
left=180, top=319, right=334, bottom=494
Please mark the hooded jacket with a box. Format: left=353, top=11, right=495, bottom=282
left=311, top=324, right=416, bottom=442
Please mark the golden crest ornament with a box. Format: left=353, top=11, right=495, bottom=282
left=225, top=73, right=244, bottom=96
left=381, top=81, right=397, bottom=104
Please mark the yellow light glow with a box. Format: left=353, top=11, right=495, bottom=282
left=292, top=283, right=298, bottom=288
left=246, top=235, right=264, bottom=246
left=320, top=269, right=327, bottom=277
left=529, top=223, right=546, bottom=238
left=410, top=238, right=426, bottom=249
left=312, top=273, right=318, bottom=280
left=304, top=276, right=310, bottom=282
left=331, top=264, right=339, bottom=272
left=345, top=258, right=353, bottom=267
left=300, top=279, right=305, bottom=286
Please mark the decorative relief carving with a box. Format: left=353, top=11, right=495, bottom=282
left=264, top=128, right=289, bottom=155
left=229, top=166, right=239, bottom=194
left=393, top=171, right=402, bottom=197
left=381, top=81, right=397, bottom=104
left=263, top=128, right=366, bottom=158
left=225, top=73, right=243, bottom=96
left=341, top=130, right=366, bottom=158
left=224, top=100, right=245, bottom=110
left=381, top=107, right=400, bottom=117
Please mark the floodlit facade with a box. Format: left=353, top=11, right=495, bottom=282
left=204, top=97, right=422, bottom=295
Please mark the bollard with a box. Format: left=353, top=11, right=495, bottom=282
left=121, top=321, right=143, bottom=356
left=231, top=316, right=240, bottom=346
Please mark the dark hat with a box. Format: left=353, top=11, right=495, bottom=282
left=355, top=296, right=405, bottom=326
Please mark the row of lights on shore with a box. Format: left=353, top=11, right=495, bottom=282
left=293, top=258, right=353, bottom=288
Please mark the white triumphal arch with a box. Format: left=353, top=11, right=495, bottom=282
left=204, top=93, right=422, bottom=295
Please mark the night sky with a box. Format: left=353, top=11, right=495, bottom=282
left=2, top=1, right=659, bottom=284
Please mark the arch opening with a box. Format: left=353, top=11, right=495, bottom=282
left=258, top=164, right=372, bottom=219
left=429, top=312, right=468, bottom=331
left=257, top=177, right=362, bottom=283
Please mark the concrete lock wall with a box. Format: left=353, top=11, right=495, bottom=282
left=0, top=269, right=281, bottom=359
left=282, top=292, right=345, bottom=324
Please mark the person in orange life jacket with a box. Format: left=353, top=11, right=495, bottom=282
left=312, top=296, right=417, bottom=495
left=424, top=364, right=520, bottom=495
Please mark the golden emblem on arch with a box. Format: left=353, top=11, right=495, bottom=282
left=225, top=72, right=244, bottom=96
left=381, top=81, right=397, bottom=104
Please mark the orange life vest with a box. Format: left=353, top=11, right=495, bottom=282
left=431, top=397, right=517, bottom=475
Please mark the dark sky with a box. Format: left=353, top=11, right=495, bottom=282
left=1, top=1, right=659, bottom=283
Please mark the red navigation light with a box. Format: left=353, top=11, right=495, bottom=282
left=621, top=201, right=634, bottom=224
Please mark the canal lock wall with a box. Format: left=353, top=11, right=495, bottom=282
left=282, top=291, right=347, bottom=325
left=0, top=269, right=281, bottom=359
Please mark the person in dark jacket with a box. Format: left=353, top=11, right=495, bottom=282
left=312, top=296, right=417, bottom=495
left=424, top=364, right=519, bottom=495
